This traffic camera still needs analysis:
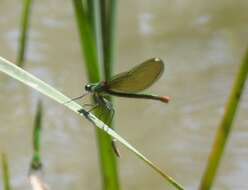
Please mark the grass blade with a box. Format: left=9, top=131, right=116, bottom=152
left=199, top=48, right=248, bottom=190
left=95, top=1, right=120, bottom=189
left=30, top=101, right=43, bottom=171
left=1, top=154, right=11, bottom=190
left=0, top=56, right=185, bottom=190
left=101, top=0, right=117, bottom=80
left=72, top=0, right=101, bottom=82
left=17, top=0, right=33, bottom=67
left=28, top=101, right=49, bottom=190
left=72, top=1, right=119, bottom=189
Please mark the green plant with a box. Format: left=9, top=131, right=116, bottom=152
left=1, top=154, right=12, bottom=190
left=17, top=0, right=33, bottom=67
left=199, top=48, right=248, bottom=190
left=72, top=1, right=119, bottom=189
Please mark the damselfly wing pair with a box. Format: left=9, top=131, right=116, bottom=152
left=71, top=57, right=170, bottom=107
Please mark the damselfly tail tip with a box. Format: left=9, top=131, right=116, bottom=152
left=160, top=96, right=171, bottom=103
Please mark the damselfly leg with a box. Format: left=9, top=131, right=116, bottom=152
left=93, top=95, right=120, bottom=157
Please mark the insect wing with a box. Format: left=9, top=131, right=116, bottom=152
left=108, top=58, right=164, bottom=93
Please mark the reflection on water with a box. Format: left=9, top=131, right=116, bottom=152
left=0, top=0, right=248, bottom=189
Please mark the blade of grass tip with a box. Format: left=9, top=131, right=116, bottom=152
left=30, top=101, right=43, bottom=171
left=1, top=154, right=11, bottom=190
left=17, top=0, right=33, bottom=67
left=0, top=57, right=185, bottom=190
left=74, top=0, right=120, bottom=190
left=199, top=48, right=248, bottom=190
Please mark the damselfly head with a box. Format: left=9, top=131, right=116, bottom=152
left=85, top=84, right=93, bottom=92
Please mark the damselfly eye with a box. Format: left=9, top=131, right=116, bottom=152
left=85, top=84, right=91, bottom=91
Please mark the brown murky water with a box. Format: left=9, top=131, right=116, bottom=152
left=0, top=0, right=248, bottom=189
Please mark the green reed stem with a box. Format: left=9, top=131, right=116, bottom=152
left=72, top=1, right=119, bottom=190
left=1, top=154, right=11, bottom=190
left=30, top=101, right=43, bottom=170
left=101, top=0, right=117, bottom=80
left=89, top=1, right=120, bottom=189
left=17, top=0, right=33, bottom=67
left=72, top=0, right=101, bottom=82
left=199, top=48, right=248, bottom=190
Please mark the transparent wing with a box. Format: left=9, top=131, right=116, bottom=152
left=108, top=58, right=164, bottom=93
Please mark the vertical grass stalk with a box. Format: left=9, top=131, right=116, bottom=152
left=91, top=0, right=120, bottom=189
left=1, top=154, right=12, bottom=190
left=72, top=0, right=100, bottom=82
left=29, top=101, right=48, bottom=190
left=199, top=48, right=248, bottom=190
left=101, top=0, right=117, bottom=80
left=30, top=101, right=43, bottom=171
left=88, top=0, right=120, bottom=189
left=17, top=0, right=33, bottom=67
left=72, top=1, right=119, bottom=189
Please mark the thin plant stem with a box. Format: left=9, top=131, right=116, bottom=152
left=199, top=48, right=248, bottom=190
left=30, top=101, right=43, bottom=171
left=72, top=0, right=101, bottom=82
left=17, top=0, right=33, bottom=67
left=88, top=1, right=120, bottom=190
left=101, top=0, right=117, bottom=81
left=72, top=1, right=120, bottom=190
left=1, top=154, right=11, bottom=190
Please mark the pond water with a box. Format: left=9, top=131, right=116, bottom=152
left=0, top=0, right=248, bottom=189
